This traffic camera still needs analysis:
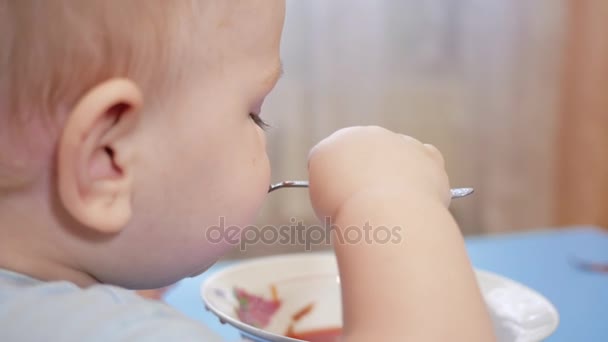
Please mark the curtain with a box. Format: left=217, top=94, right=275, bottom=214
left=556, top=0, right=608, bottom=228
left=253, top=0, right=566, bottom=239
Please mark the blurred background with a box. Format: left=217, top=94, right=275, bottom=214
left=227, top=0, right=608, bottom=257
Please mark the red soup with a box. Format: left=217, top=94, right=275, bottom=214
left=286, top=327, right=342, bottom=342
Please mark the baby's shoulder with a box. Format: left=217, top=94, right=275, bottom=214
left=0, top=269, right=219, bottom=342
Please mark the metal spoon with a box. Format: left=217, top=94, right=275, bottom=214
left=268, top=180, right=474, bottom=199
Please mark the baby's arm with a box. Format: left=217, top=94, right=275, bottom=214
left=308, top=127, right=495, bottom=342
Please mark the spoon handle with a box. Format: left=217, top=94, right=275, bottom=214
left=268, top=181, right=474, bottom=199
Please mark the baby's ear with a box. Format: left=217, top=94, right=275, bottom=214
left=57, top=79, right=142, bottom=233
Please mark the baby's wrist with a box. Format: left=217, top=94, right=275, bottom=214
left=333, top=185, right=447, bottom=221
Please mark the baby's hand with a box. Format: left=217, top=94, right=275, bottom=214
left=307, top=127, right=496, bottom=342
left=308, top=126, right=450, bottom=219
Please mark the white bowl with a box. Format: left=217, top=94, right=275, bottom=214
left=201, top=253, right=559, bottom=342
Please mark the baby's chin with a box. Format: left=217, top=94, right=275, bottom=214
left=113, top=260, right=218, bottom=289
left=184, top=240, right=238, bottom=278
left=99, top=250, right=224, bottom=289
left=188, top=260, right=217, bottom=277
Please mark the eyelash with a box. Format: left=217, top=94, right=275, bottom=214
left=249, top=112, right=270, bottom=130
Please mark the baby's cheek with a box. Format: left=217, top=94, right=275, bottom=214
left=240, top=152, right=270, bottom=225
left=250, top=129, right=271, bottom=196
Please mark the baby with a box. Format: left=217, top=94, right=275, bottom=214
left=0, top=1, right=495, bottom=341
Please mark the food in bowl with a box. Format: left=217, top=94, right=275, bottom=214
left=234, top=285, right=341, bottom=342
left=286, top=326, right=341, bottom=342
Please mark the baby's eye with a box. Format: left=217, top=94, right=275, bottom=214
left=249, top=112, right=270, bottom=130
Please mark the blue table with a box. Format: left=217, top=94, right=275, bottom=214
left=165, top=226, right=608, bottom=341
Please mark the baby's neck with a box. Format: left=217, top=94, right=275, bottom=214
left=0, top=245, right=98, bottom=287
left=0, top=195, right=99, bottom=288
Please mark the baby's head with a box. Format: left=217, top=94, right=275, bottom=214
left=0, top=0, right=285, bottom=288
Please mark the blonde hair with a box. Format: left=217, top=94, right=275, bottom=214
left=0, top=0, right=202, bottom=190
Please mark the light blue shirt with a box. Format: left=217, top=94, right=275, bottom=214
left=0, top=268, right=222, bottom=341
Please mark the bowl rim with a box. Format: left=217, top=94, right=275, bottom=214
left=474, top=269, right=560, bottom=340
